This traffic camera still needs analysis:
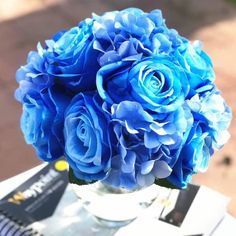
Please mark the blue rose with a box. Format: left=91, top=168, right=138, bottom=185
left=42, top=19, right=99, bottom=92
left=174, top=41, right=215, bottom=97
left=64, top=93, right=113, bottom=181
left=97, top=56, right=189, bottom=113
left=102, top=101, right=193, bottom=189
left=92, top=8, right=186, bottom=66
left=19, top=85, right=70, bottom=161
left=15, top=48, right=71, bottom=161
left=167, top=122, right=214, bottom=188
left=167, top=90, right=232, bottom=188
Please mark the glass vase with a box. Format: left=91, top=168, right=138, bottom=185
left=72, top=181, right=159, bottom=228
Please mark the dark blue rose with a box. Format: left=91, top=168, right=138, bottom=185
left=64, top=93, right=113, bottom=181
left=97, top=56, right=190, bottom=113
left=19, top=85, right=70, bottom=161
left=42, top=19, right=100, bottom=92
left=92, top=8, right=186, bottom=66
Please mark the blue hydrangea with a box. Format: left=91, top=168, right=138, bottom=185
left=64, top=93, right=113, bottom=181
left=92, top=8, right=187, bottom=66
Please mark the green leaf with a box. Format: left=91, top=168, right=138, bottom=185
left=154, top=178, right=181, bottom=189
left=68, top=167, right=96, bottom=185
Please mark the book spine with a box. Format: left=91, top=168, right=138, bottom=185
left=0, top=211, right=42, bottom=236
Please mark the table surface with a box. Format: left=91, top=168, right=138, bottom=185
left=1, top=165, right=236, bottom=236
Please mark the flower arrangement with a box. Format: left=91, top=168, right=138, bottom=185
left=15, top=8, right=231, bottom=190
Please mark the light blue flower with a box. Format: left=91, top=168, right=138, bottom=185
left=174, top=41, right=215, bottom=97
left=64, top=93, right=113, bottom=181
left=187, top=90, right=232, bottom=149
left=167, top=90, right=232, bottom=188
left=97, top=56, right=190, bottom=113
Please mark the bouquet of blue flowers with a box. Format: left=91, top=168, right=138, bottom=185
left=15, top=8, right=232, bottom=190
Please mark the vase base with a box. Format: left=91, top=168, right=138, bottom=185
left=94, top=216, right=136, bottom=228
